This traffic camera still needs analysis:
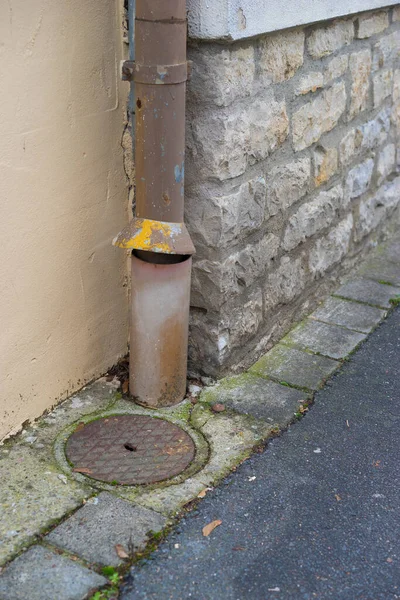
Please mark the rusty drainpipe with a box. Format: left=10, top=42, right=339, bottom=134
left=114, top=0, right=195, bottom=408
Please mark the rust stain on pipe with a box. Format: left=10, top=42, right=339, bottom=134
left=130, top=253, right=191, bottom=408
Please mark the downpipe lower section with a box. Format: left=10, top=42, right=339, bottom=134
left=130, top=251, right=192, bottom=408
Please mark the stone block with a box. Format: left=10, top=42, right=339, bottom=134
left=186, top=177, right=266, bottom=249
left=349, top=49, right=372, bottom=119
left=392, top=102, right=400, bottom=134
left=373, top=69, right=393, bottom=107
left=189, top=45, right=255, bottom=107
left=189, top=312, right=222, bottom=372
left=264, top=256, right=307, bottom=312
left=250, top=344, right=339, bottom=391
left=266, top=157, right=311, bottom=216
left=309, top=213, right=353, bottom=277
left=259, top=29, right=305, bottom=83
left=218, top=290, right=264, bottom=353
left=314, top=145, right=339, bottom=186
left=334, top=278, right=400, bottom=308
left=282, top=184, right=345, bottom=251
left=190, top=97, right=288, bottom=180
left=311, top=296, right=386, bottom=333
left=192, top=234, right=279, bottom=310
left=358, top=107, right=391, bottom=151
left=46, top=492, right=166, bottom=566
left=189, top=110, right=247, bottom=181
left=339, top=129, right=357, bottom=166
left=393, top=6, right=400, bottom=22
left=356, top=11, right=389, bottom=39
left=356, top=194, right=387, bottom=241
left=245, top=98, right=289, bottom=163
left=372, top=30, right=400, bottom=71
left=0, top=546, right=106, bottom=600
left=292, top=82, right=346, bottom=151
left=340, top=107, right=392, bottom=166
left=356, top=177, right=400, bottom=241
left=345, top=158, right=374, bottom=200
left=324, top=54, right=348, bottom=84
left=295, top=72, right=323, bottom=96
left=307, top=20, right=354, bottom=58
left=200, top=373, right=308, bottom=425
left=378, top=176, right=400, bottom=211
left=284, top=319, right=366, bottom=359
left=393, top=69, right=400, bottom=102
left=377, top=143, right=395, bottom=184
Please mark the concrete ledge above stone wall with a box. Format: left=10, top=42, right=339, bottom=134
left=186, top=6, right=400, bottom=377
left=187, top=0, right=400, bottom=41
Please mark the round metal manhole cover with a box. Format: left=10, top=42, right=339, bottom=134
left=65, top=415, right=196, bottom=485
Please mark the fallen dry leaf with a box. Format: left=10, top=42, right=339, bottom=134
left=122, top=380, right=129, bottom=394
left=115, top=544, right=129, bottom=559
left=198, top=489, right=208, bottom=498
left=335, top=494, right=341, bottom=502
left=73, top=467, right=93, bottom=475
left=202, top=519, right=222, bottom=537
left=75, top=422, right=85, bottom=432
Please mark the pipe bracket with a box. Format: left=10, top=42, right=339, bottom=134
left=113, top=217, right=195, bottom=255
left=121, top=60, right=192, bottom=84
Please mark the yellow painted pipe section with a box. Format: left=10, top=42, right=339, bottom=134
left=113, top=218, right=195, bottom=255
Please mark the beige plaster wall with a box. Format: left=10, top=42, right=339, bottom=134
left=0, top=0, right=129, bottom=440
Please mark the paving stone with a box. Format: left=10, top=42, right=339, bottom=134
left=46, top=492, right=166, bottom=566
left=0, top=380, right=118, bottom=565
left=0, top=545, right=106, bottom=600
left=190, top=406, right=271, bottom=487
left=201, top=373, right=308, bottom=425
left=284, top=320, right=366, bottom=359
left=310, top=296, right=386, bottom=333
left=334, top=279, right=400, bottom=309
left=249, top=344, right=339, bottom=391
left=356, top=257, right=400, bottom=287
left=130, top=479, right=208, bottom=516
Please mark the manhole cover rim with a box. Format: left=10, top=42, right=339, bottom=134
left=64, top=413, right=197, bottom=486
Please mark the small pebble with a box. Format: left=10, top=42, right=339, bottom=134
left=201, top=377, right=216, bottom=387
left=188, top=384, right=202, bottom=397
left=24, top=436, right=37, bottom=444
left=211, top=403, right=226, bottom=413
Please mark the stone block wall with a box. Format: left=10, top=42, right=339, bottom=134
left=185, top=7, right=400, bottom=376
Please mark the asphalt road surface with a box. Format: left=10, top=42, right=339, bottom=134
left=121, top=307, right=400, bottom=600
